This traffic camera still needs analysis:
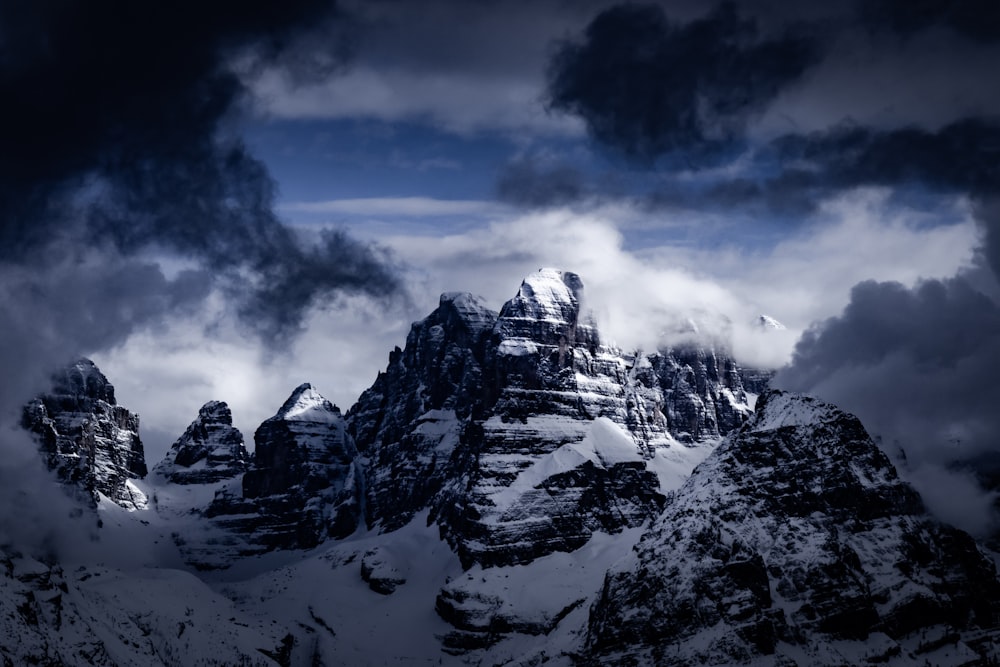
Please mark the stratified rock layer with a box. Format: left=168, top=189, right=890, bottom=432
left=351, top=269, right=753, bottom=571
left=22, top=358, right=147, bottom=510
left=585, top=390, right=1000, bottom=666
left=348, top=292, right=496, bottom=532
left=152, top=401, right=249, bottom=485
left=207, top=384, right=361, bottom=553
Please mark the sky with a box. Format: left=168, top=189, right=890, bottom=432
left=1, top=0, right=999, bottom=538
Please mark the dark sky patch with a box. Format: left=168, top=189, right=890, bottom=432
left=495, top=157, right=589, bottom=207
left=861, top=0, right=1000, bottom=43
left=0, top=0, right=401, bottom=345
left=546, top=2, right=823, bottom=165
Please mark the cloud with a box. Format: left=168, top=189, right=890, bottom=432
left=281, top=197, right=508, bottom=217
left=0, top=0, right=403, bottom=346
left=861, top=0, right=1000, bottom=43
left=546, top=3, right=822, bottom=164
left=249, top=0, right=606, bottom=135
left=252, top=65, right=584, bottom=136
left=0, top=0, right=405, bottom=555
left=775, top=268, right=1000, bottom=535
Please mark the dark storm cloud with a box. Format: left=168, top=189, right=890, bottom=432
left=0, top=0, right=403, bottom=556
left=646, top=118, right=1000, bottom=219
left=540, top=2, right=1000, bottom=533
left=0, top=0, right=401, bottom=343
left=546, top=2, right=822, bottom=165
left=861, top=0, right=1000, bottom=42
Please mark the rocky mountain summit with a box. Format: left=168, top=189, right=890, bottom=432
left=21, top=358, right=147, bottom=510
left=586, top=389, right=1000, bottom=666
left=351, top=268, right=753, bottom=570
left=171, top=383, right=363, bottom=567
left=152, top=400, right=249, bottom=485
left=11, top=271, right=1000, bottom=666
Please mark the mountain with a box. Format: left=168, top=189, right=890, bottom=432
left=586, top=390, right=1000, bottom=666
left=152, top=400, right=249, bottom=485
left=169, top=383, right=361, bottom=569
left=9, top=270, right=1000, bottom=666
left=21, top=358, right=147, bottom=510
left=353, top=268, right=752, bottom=573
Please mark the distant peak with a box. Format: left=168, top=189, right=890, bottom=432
left=51, top=357, right=116, bottom=403
left=197, top=400, right=233, bottom=424
left=273, top=383, right=341, bottom=422
left=755, top=314, right=786, bottom=330
left=502, top=268, right=585, bottom=319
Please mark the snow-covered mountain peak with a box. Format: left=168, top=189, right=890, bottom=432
left=152, top=400, right=249, bottom=485
left=502, top=267, right=586, bottom=323
left=196, top=399, right=231, bottom=422
left=272, top=382, right=340, bottom=422
left=749, top=389, right=847, bottom=433
left=22, top=358, right=147, bottom=510
left=755, top=313, right=786, bottom=330
left=54, top=357, right=117, bottom=403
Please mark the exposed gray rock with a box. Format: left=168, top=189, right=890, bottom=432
left=205, top=383, right=361, bottom=553
left=152, top=401, right=249, bottom=485
left=585, top=390, right=1000, bottom=666
left=348, top=292, right=496, bottom=532
left=22, top=358, right=147, bottom=510
left=434, top=269, right=749, bottom=569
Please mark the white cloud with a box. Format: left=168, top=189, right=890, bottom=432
left=280, top=197, right=508, bottom=218
left=98, top=192, right=979, bottom=463
left=252, top=65, right=584, bottom=136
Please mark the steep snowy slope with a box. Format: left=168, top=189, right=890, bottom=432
left=585, top=390, right=1000, bottom=666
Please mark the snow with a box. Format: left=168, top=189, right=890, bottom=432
left=492, top=418, right=643, bottom=510
left=274, top=383, right=341, bottom=422
left=750, top=391, right=842, bottom=433
left=645, top=439, right=718, bottom=493
left=439, top=291, right=496, bottom=332
left=501, top=268, right=581, bottom=323
left=756, top=314, right=787, bottom=330
left=497, top=337, right=539, bottom=356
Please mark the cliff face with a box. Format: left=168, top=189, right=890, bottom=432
left=11, top=278, right=1000, bottom=666
left=347, top=292, right=496, bottom=533
left=585, top=390, right=1000, bottom=666
left=22, top=358, right=147, bottom=510
left=152, top=400, right=249, bottom=485
left=351, top=269, right=752, bottom=570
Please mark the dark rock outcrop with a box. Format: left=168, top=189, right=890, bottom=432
left=206, top=383, right=361, bottom=553
left=585, top=390, right=1000, bottom=666
left=22, top=358, right=147, bottom=510
left=152, top=401, right=249, bottom=485
left=434, top=269, right=749, bottom=569
left=348, top=292, right=496, bottom=532
left=344, top=269, right=754, bottom=572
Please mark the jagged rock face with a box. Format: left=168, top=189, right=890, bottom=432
left=347, top=269, right=752, bottom=570
left=348, top=292, right=496, bottom=532
left=436, top=270, right=749, bottom=568
left=629, top=346, right=749, bottom=445
left=585, top=390, right=1000, bottom=666
left=208, top=384, right=360, bottom=552
left=22, top=358, right=147, bottom=510
left=152, top=401, right=249, bottom=484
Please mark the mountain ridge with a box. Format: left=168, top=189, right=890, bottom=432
left=7, top=269, right=999, bottom=666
